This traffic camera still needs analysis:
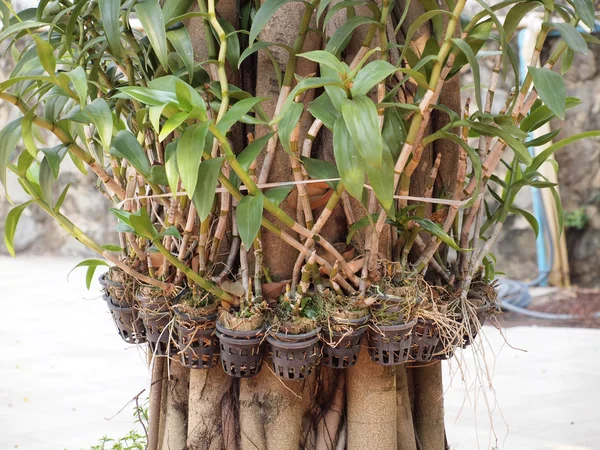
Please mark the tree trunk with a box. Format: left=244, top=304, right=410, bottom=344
left=152, top=1, right=458, bottom=448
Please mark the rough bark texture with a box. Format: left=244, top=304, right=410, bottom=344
left=412, top=363, right=446, bottom=450
left=186, top=366, right=233, bottom=449
left=161, top=361, right=190, bottom=450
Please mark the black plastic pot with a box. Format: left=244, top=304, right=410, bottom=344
left=321, top=314, right=370, bottom=369
left=216, top=322, right=265, bottom=378
left=267, top=328, right=321, bottom=380
left=368, top=319, right=417, bottom=366
left=409, top=318, right=440, bottom=362
left=100, top=273, right=146, bottom=344
left=138, top=294, right=174, bottom=356
left=174, top=307, right=219, bottom=370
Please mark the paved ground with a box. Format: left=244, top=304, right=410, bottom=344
left=0, top=257, right=598, bottom=450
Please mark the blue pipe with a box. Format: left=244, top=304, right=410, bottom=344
left=518, top=29, right=551, bottom=286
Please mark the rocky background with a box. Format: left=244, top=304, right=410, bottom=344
left=1, top=2, right=599, bottom=287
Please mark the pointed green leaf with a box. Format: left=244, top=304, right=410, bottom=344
left=159, top=226, right=182, bottom=239
left=84, top=98, right=113, bottom=151
left=412, top=217, right=463, bottom=251
left=65, top=66, right=88, bottom=106
left=4, top=200, right=35, bottom=257
left=333, top=116, right=365, bottom=201
left=264, top=185, right=293, bottom=206
left=298, top=50, right=348, bottom=75
left=98, top=0, right=122, bottom=56
left=300, top=157, right=339, bottom=189
left=572, top=0, right=595, bottom=29
left=278, top=102, right=303, bottom=154
left=177, top=122, right=209, bottom=195
left=504, top=1, right=542, bottom=40
left=325, top=16, right=378, bottom=55
left=33, top=35, right=56, bottom=76
left=527, top=131, right=600, bottom=175
left=236, top=193, right=264, bottom=248
left=130, top=207, right=159, bottom=239
left=552, top=23, right=588, bottom=55
left=308, top=92, right=339, bottom=130
left=217, top=97, right=266, bottom=134
left=54, top=182, right=72, bottom=212
left=192, top=157, right=223, bottom=222
left=158, top=112, right=189, bottom=142
left=167, top=28, right=194, bottom=80
left=0, top=119, right=22, bottom=192
left=110, top=130, right=151, bottom=177
left=452, top=38, right=483, bottom=112
left=520, top=97, right=581, bottom=132
left=341, top=95, right=382, bottom=168
left=164, top=142, right=179, bottom=194
left=351, top=60, right=396, bottom=97
left=529, top=67, right=566, bottom=120
left=365, top=145, right=394, bottom=210
left=135, top=0, right=169, bottom=69
left=69, top=259, right=110, bottom=290
left=249, top=0, right=297, bottom=45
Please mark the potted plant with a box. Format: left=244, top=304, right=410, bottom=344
left=266, top=258, right=322, bottom=380
left=102, top=266, right=146, bottom=345
left=137, top=284, right=175, bottom=357
left=367, top=270, right=422, bottom=366
left=173, top=287, right=220, bottom=370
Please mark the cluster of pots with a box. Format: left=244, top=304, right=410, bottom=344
left=100, top=278, right=490, bottom=380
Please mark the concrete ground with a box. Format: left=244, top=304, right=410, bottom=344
left=0, top=257, right=598, bottom=450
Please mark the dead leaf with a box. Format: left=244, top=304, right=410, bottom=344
left=262, top=280, right=290, bottom=300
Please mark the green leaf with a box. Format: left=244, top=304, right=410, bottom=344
left=117, top=86, right=179, bottom=106
left=528, top=67, right=566, bottom=120
left=167, top=28, right=195, bottom=81
left=238, top=41, right=295, bottom=68
left=159, top=226, right=182, bottom=239
left=278, top=102, right=303, bottom=154
left=249, top=0, right=297, bottom=45
left=552, top=23, right=588, bottom=55
left=561, top=48, right=574, bottom=75
left=192, top=157, right=223, bottom=222
left=351, top=60, right=396, bottom=97
left=4, top=200, right=35, bottom=257
left=135, top=0, right=169, bottom=69
left=110, top=130, right=151, bottom=177
left=572, top=0, right=595, bottom=29
left=0, top=20, right=46, bottom=43
left=346, top=213, right=378, bottom=244
left=451, top=38, right=483, bottom=112
left=325, top=16, right=378, bottom=55
left=333, top=116, right=365, bottom=201
left=164, top=142, right=179, bottom=194
left=54, top=182, right=71, bottom=212
left=341, top=95, right=382, bottom=168
left=264, top=185, right=293, bottom=206
left=162, top=0, right=196, bottom=23
left=33, top=35, right=56, bottom=76
left=510, top=206, right=539, bottom=237
left=217, top=97, right=266, bottom=134
left=275, top=76, right=345, bottom=123
left=527, top=131, right=600, bottom=175
left=98, top=0, right=122, bottom=56
left=412, top=217, right=463, bottom=251
left=68, top=259, right=109, bottom=290
left=0, top=119, right=22, bottom=192
left=22, top=111, right=38, bottom=158
left=504, top=1, right=541, bottom=40
left=238, top=133, right=273, bottom=172
left=85, top=99, right=113, bottom=150
left=382, top=107, right=407, bottom=161
left=526, top=129, right=561, bottom=148
left=177, top=122, right=209, bottom=195
left=300, top=157, right=339, bottom=189
left=236, top=193, right=264, bottom=248
left=109, top=208, right=133, bottom=226
left=308, top=93, right=339, bottom=130
left=158, top=111, right=189, bottom=142
left=39, top=156, right=54, bottom=202
left=41, top=146, right=63, bottom=180
left=130, top=207, right=159, bottom=239
left=298, top=50, right=348, bottom=75
left=149, top=165, right=168, bottom=185
left=65, top=66, right=88, bottom=106
left=365, top=145, right=394, bottom=210
left=520, top=97, right=581, bottom=132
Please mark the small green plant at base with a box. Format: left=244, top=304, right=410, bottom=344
left=564, top=207, right=588, bottom=230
